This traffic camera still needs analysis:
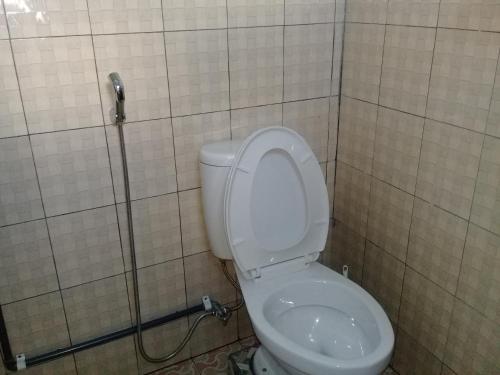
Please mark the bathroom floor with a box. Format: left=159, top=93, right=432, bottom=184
left=153, top=336, right=397, bottom=375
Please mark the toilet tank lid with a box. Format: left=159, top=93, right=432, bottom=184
left=200, top=140, right=243, bottom=167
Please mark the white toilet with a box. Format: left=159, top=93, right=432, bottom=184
left=199, top=127, right=394, bottom=375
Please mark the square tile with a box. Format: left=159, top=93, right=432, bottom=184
left=487, top=59, right=500, bottom=137
left=328, top=96, right=339, bottom=161
left=118, top=194, right=182, bottom=270
left=193, top=341, right=242, bottom=374
left=331, top=24, right=343, bottom=96
left=444, top=299, right=500, bottom=374
left=47, top=206, right=124, bottom=289
left=346, top=0, right=388, bottom=24
left=228, top=27, right=284, bottom=109
left=165, top=29, right=229, bottom=117
left=189, top=312, right=238, bottom=357
left=380, top=25, right=436, bottom=117
left=228, top=0, right=284, bottom=27
left=12, top=36, right=103, bottom=133
left=184, top=251, right=236, bottom=307
left=0, top=40, right=26, bottom=138
left=338, top=97, right=378, bottom=173
left=2, top=292, right=70, bottom=356
left=333, top=162, right=371, bottom=237
left=62, top=274, right=131, bottom=343
left=126, top=259, right=186, bottom=322
left=399, top=267, right=454, bottom=360
left=173, top=111, right=231, bottom=190
left=285, top=0, right=335, bottom=25
left=407, top=199, right=468, bottom=294
left=284, top=24, right=334, bottom=101
left=322, top=220, right=365, bottom=284
left=367, top=178, right=414, bottom=262
left=157, top=360, right=198, bottom=375
left=231, top=104, right=282, bottom=139
left=0, top=136, right=44, bottom=226
left=387, top=0, right=440, bottom=27
left=373, top=108, right=424, bottom=194
left=163, top=0, right=227, bottom=31
left=75, top=337, right=138, bottom=375
left=237, top=306, right=255, bottom=340
left=392, top=329, right=443, bottom=375
left=179, top=189, right=209, bottom=256
left=439, top=0, right=500, bottom=32
left=457, top=224, right=500, bottom=325
left=471, top=136, right=500, bottom=236
left=0, top=220, right=58, bottom=304
left=5, top=0, right=90, bottom=38
left=283, top=98, right=330, bottom=162
left=416, top=119, right=483, bottom=219
left=31, top=127, right=115, bottom=217
left=107, top=119, right=177, bottom=202
left=0, top=7, right=7, bottom=39
left=342, top=23, right=385, bottom=104
left=363, top=242, right=405, bottom=323
left=88, top=0, right=163, bottom=34
left=93, top=32, right=170, bottom=124
left=427, top=29, right=499, bottom=133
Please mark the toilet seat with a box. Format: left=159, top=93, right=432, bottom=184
left=224, top=127, right=329, bottom=280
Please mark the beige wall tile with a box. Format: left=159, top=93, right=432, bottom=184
left=237, top=305, right=255, bottom=339
left=118, top=194, right=182, bottom=270
left=229, top=27, right=283, bottom=108
left=416, top=119, right=483, bottom=219
left=126, top=259, right=186, bottom=322
left=0, top=40, right=26, bottom=138
left=380, top=25, right=435, bottom=117
left=163, top=0, right=227, bottom=31
left=285, top=0, right=335, bottom=24
left=367, top=178, right=414, bottom=262
left=457, top=224, right=500, bottom=325
left=338, top=97, right=378, bottom=173
left=94, top=32, right=170, bottom=124
left=17, top=356, right=77, bottom=375
left=231, top=104, right=282, bottom=139
left=189, top=312, right=238, bottom=356
left=88, top=0, right=163, bottom=34
left=471, top=136, right=500, bottom=236
left=328, top=96, right=339, bottom=161
left=373, top=108, right=424, bottom=194
left=228, top=0, right=284, bottom=27
left=179, top=188, right=209, bottom=256
left=399, top=267, right=454, bottom=360
left=5, top=0, right=90, bottom=38
left=165, top=29, right=229, bottom=117
left=487, top=59, right=500, bottom=138
left=283, top=98, right=330, bottom=162
left=327, top=161, right=336, bottom=215
left=3, top=292, right=70, bottom=356
left=331, top=24, right=344, bottom=96
left=284, top=24, right=334, bottom=101
left=387, top=0, right=440, bottom=27
left=427, top=29, right=499, bottom=133
left=184, top=251, right=236, bottom=307
left=75, top=337, right=138, bottom=375
left=346, top=0, right=388, bottom=24
left=107, top=119, right=177, bottom=202
left=392, top=329, right=443, bottom=375
left=0, top=220, right=58, bottom=304
left=173, top=111, right=231, bottom=190
left=323, top=220, right=365, bottom=283
left=441, top=365, right=457, bottom=375
left=12, top=36, right=102, bottom=133
left=444, top=299, right=500, bottom=374
left=408, top=199, right=468, bottom=294
left=439, top=0, right=500, bottom=32
left=342, top=23, right=385, bottom=104
left=334, top=162, right=371, bottom=237
left=31, top=127, right=115, bottom=217
left=0, top=7, right=7, bottom=39
left=62, top=274, right=131, bottom=342
left=48, top=206, right=124, bottom=289
left=363, top=242, right=405, bottom=323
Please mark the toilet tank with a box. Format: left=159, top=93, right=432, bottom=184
left=199, top=140, right=243, bottom=260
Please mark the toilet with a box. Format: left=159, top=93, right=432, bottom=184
left=199, top=127, right=394, bottom=375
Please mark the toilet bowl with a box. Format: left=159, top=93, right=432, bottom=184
left=199, top=127, right=394, bottom=375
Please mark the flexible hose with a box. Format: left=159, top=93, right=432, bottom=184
left=116, top=122, right=214, bottom=363
left=220, top=260, right=245, bottom=312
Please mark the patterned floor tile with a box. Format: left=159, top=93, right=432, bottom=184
left=193, top=342, right=242, bottom=375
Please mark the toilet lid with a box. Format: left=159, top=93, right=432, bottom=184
left=224, top=127, right=329, bottom=279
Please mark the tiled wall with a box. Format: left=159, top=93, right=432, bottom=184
left=324, top=1, right=500, bottom=374
left=0, top=1, right=340, bottom=374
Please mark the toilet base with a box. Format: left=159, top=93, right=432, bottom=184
left=252, top=346, right=307, bottom=375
